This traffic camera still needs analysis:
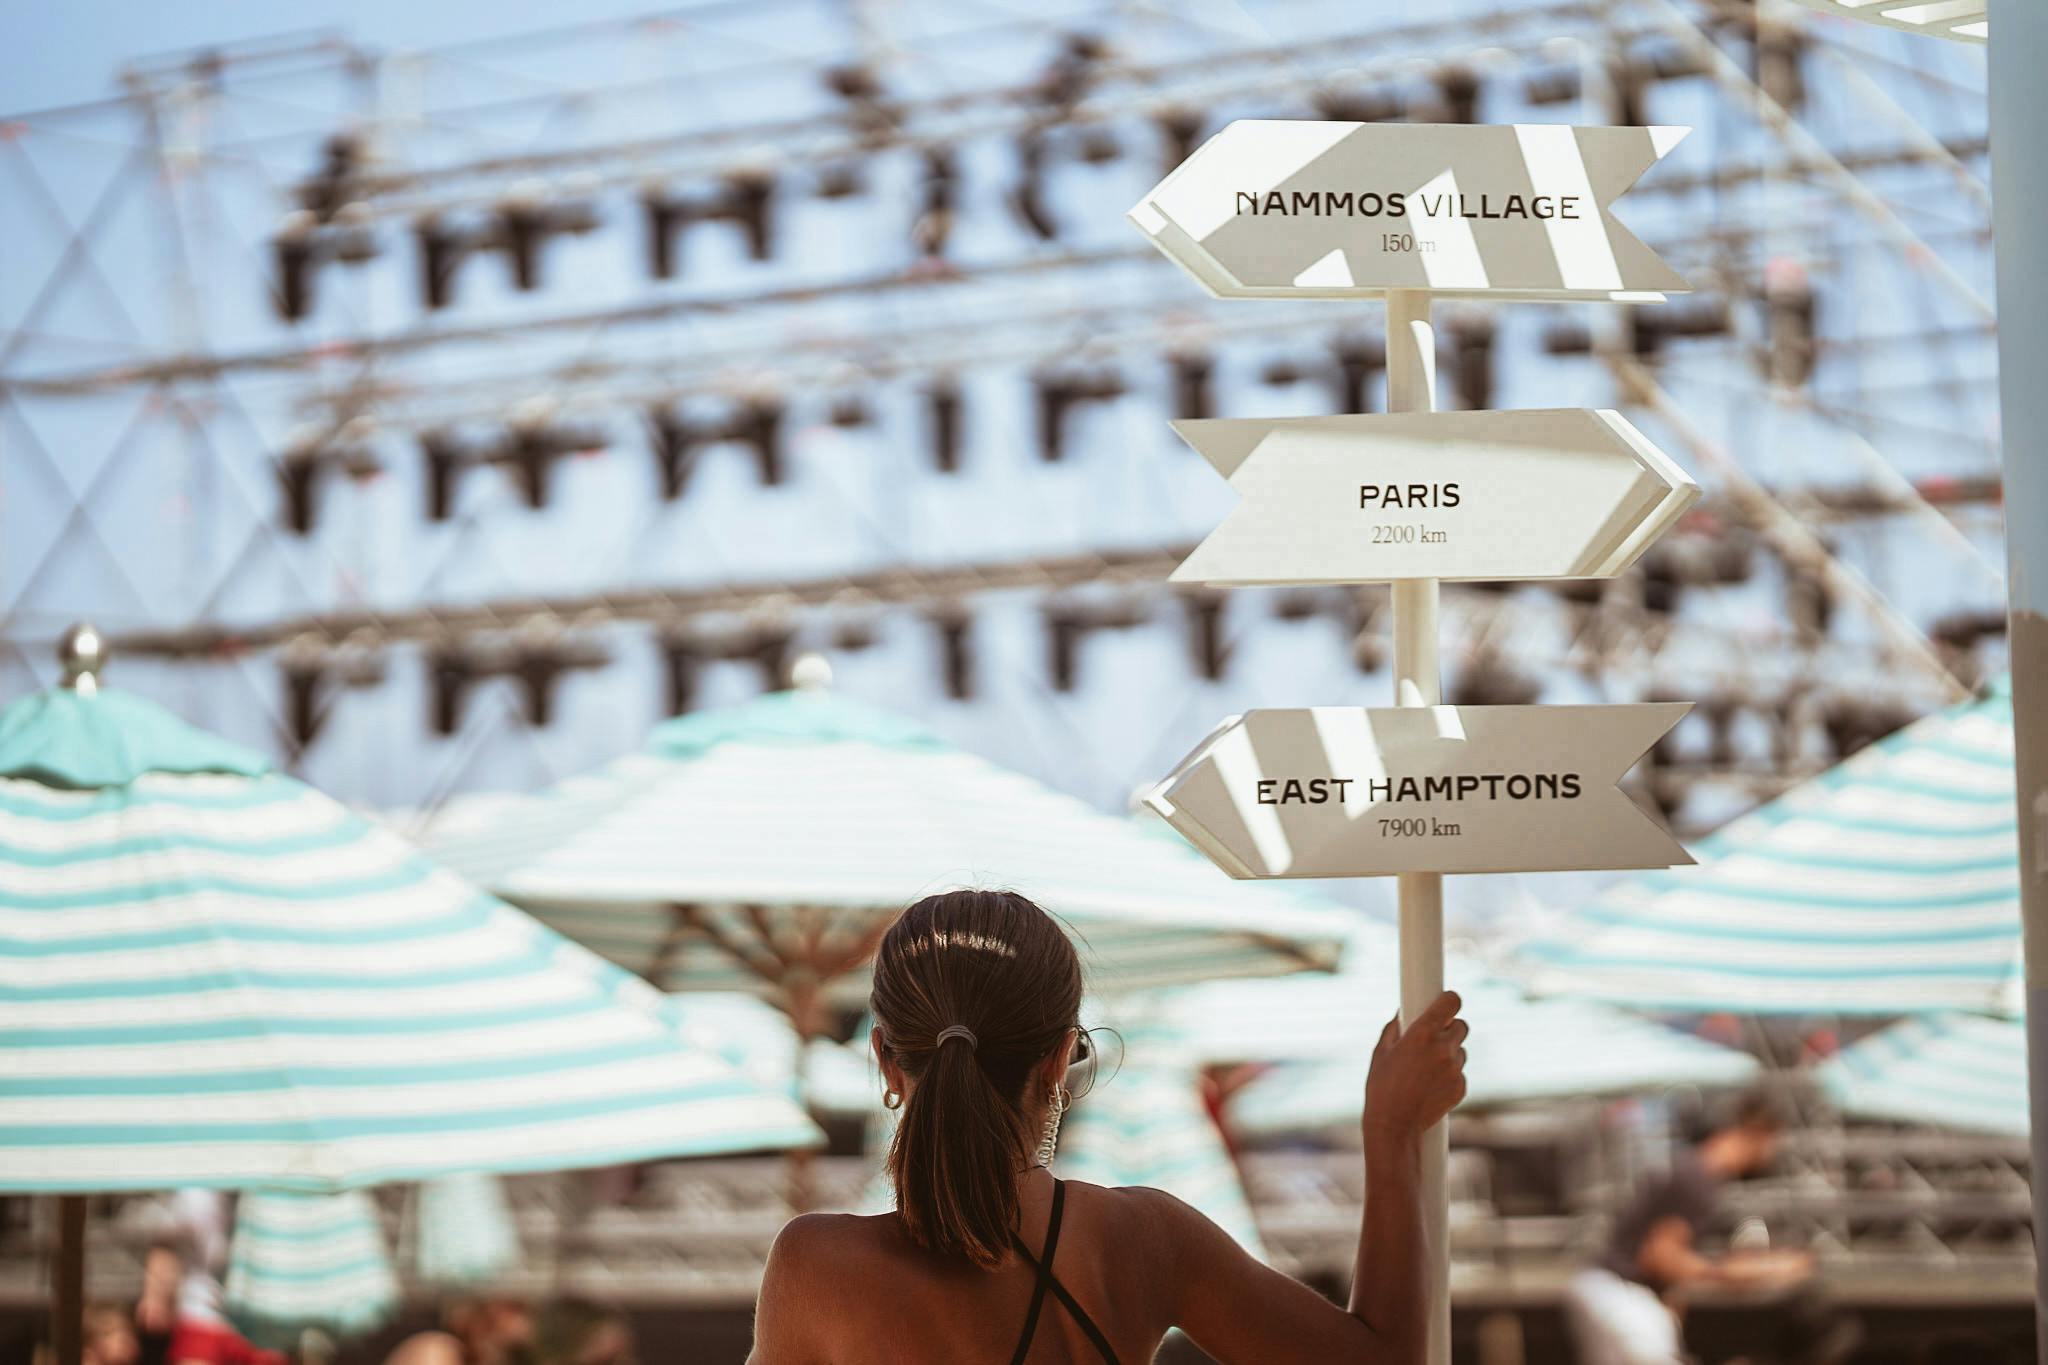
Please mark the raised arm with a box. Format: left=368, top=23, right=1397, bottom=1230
left=1166, top=990, right=1468, bottom=1365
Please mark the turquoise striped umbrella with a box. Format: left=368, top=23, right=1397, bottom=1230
left=1513, top=681, right=2019, bottom=1017
left=422, top=684, right=1347, bottom=1024
left=0, top=677, right=823, bottom=1192
left=224, top=1190, right=400, bottom=1348
left=1158, top=921, right=1756, bottom=1141
left=414, top=1173, right=521, bottom=1288
left=1817, top=1013, right=2025, bottom=1138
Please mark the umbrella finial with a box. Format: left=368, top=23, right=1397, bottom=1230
left=58, top=623, right=105, bottom=697
left=789, top=652, right=833, bottom=691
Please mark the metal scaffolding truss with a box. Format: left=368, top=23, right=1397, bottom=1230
left=0, top=0, right=2007, bottom=826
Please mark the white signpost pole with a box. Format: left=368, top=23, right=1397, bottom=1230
left=1384, top=287, right=1450, bottom=1365
left=1133, top=121, right=1693, bottom=1365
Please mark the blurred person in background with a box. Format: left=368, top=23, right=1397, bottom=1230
left=81, top=1307, right=141, bottom=1365
left=137, top=1191, right=285, bottom=1365
left=384, top=1298, right=534, bottom=1365
left=750, top=888, right=1469, bottom=1364
left=1564, top=1089, right=1857, bottom=1365
left=529, top=1299, right=634, bottom=1365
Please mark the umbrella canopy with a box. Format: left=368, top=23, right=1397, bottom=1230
left=1226, top=987, right=1759, bottom=1143
left=1158, top=921, right=1756, bottom=1141
left=414, top=1173, right=522, bottom=1289
left=1510, top=681, right=2019, bottom=1018
left=421, top=685, right=1346, bottom=1027
left=1817, top=1013, right=2026, bottom=1139
left=0, top=676, right=822, bottom=1192
left=224, top=1190, right=401, bottom=1348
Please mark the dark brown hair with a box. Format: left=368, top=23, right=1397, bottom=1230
left=870, top=888, right=1083, bottom=1268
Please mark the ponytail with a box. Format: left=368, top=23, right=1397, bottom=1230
left=889, top=1029, right=1030, bottom=1267
left=871, top=890, right=1082, bottom=1268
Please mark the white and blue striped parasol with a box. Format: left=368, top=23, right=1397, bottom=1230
left=0, top=673, right=823, bottom=1193
left=1157, top=920, right=1756, bottom=1142
left=414, top=1173, right=521, bottom=1289
left=1512, top=681, right=2019, bottom=1018
left=224, top=1190, right=401, bottom=1348
left=1817, top=1013, right=2025, bottom=1138
left=422, top=683, right=1347, bottom=1008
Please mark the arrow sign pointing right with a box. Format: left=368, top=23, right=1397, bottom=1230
left=1172, top=408, right=1700, bottom=585
left=1146, top=703, right=1693, bottom=878
left=1131, top=121, right=1689, bottom=300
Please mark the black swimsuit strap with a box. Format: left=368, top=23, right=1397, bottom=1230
left=1007, top=1180, right=1120, bottom=1365
left=1005, top=1183, right=1061, bottom=1365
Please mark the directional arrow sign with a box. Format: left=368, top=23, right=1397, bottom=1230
left=1130, top=122, right=1690, bottom=300
left=1171, top=408, right=1699, bottom=586
left=1146, top=703, right=1692, bottom=878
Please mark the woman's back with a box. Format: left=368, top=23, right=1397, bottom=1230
left=748, top=888, right=1469, bottom=1365
left=763, top=1178, right=1168, bottom=1365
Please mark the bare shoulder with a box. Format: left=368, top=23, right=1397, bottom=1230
left=1062, top=1181, right=1212, bottom=1253
left=768, top=1211, right=894, bottom=1274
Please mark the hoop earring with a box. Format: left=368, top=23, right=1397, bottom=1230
left=882, top=1089, right=902, bottom=1111
left=1034, top=1086, right=1070, bottom=1168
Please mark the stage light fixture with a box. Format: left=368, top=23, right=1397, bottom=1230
left=926, top=380, right=964, bottom=473
left=1032, top=367, right=1127, bottom=462
left=644, top=171, right=776, bottom=279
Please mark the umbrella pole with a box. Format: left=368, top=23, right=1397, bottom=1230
left=786, top=973, right=821, bottom=1215
left=51, top=1195, right=85, bottom=1365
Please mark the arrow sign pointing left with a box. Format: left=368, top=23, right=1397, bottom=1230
left=1146, top=703, right=1693, bottom=879
left=1130, top=121, right=1689, bottom=300
left=1171, top=408, right=1700, bottom=586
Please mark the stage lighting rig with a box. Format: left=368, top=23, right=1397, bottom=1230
left=272, top=206, right=378, bottom=323
left=1819, top=693, right=1917, bottom=760
left=645, top=397, right=787, bottom=499
left=1178, top=589, right=1229, bottom=682
left=1333, top=337, right=1388, bottom=414
left=1763, top=258, right=1819, bottom=389
left=278, top=630, right=386, bottom=753
left=659, top=621, right=797, bottom=714
left=929, top=605, right=975, bottom=699
left=1154, top=110, right=1206, bottom=175
left=1170, top=352, right=1214, bottom=421
left=913, top=147, right=959, bottom=258
left=1448, top=317, right=1497, bottom=411
left=1037, top=32, right=1110, bottom=111
left=427, top=619, right=611, bottom=734
left=1522, top=39, right=1706, bottom=124
left=415, top=180, right=600, bottom=308
left=643, top=170, right=776, bottom=279
left=1011, top=130, right=1059, bottom=241
left=274, top=418, right=381, bottom=534
left=1032, top=366, right=1127, bottom=462
left=1543, top=298, right=1731, bottom=360
left=1043, top=592, right=1151, bottom=692
left=1430, top=66, right=1485, bottom=124
left=1448, top=651, right=1541, bottom=707
left=493, top=401, right=609, bottom=509
left=925, top=379, right=964, bottom=473
left=419, top=405, right=606, bottom=519
left=822, top=63, right=898, bottom=145
left=1310, top=89, right=1406, bottom=124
